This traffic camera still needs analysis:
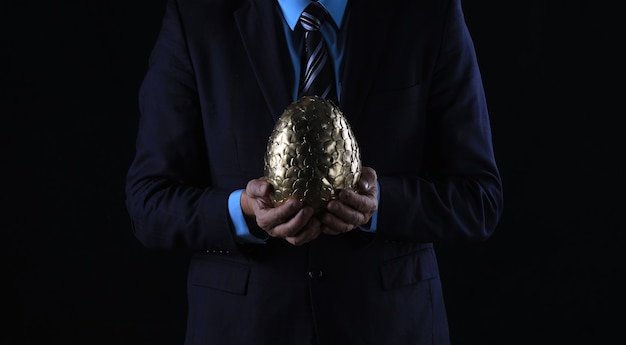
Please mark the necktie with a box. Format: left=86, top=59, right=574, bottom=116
left=298, top=1, right=338, bottom=104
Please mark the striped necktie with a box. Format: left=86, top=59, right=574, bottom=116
left=298, top=1, right=338, bottom=104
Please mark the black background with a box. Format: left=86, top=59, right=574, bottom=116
left=3, top=1, right=624, bottom=344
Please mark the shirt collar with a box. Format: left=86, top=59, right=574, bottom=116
left=277, top=0, right=348, bottom=30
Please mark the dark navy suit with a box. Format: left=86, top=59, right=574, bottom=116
left=125, top=0, right=503, bottom=344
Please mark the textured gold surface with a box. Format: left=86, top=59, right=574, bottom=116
left=264, top=96, right=361, bottom=213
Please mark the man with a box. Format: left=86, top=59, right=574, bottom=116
left=125, top=0, right=503, bottom=344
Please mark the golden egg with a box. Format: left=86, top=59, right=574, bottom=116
left=264, top=96, right=361, bottom=213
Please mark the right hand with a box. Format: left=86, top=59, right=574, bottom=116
left=241, top=177, right=321, bottom=246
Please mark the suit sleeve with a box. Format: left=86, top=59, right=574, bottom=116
left=375, top=0, right=503, bottom=243
left=125, top=0, right=237, bottom=252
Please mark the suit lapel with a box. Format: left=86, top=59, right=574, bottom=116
left=340, top=2, right=394, bottom=125
left=234, top=0, right=294, bottom=120
left=234, top=1, right=394, bottom=123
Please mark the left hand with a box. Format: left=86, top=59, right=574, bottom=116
left=319, top=166, right=378, bottom=235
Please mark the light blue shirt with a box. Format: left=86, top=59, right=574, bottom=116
left=229, top=0, right=378, bottom=243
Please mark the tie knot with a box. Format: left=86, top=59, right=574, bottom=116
left=299, top=2, right=328, bottom=32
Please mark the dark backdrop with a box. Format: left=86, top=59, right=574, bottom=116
left=3, top=1, right=624, bottom=344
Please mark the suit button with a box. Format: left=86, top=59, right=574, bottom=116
left=308, top=270, right=323, bottom=279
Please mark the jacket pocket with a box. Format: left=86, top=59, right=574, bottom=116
left=190, top=258, right=250, bottom=295
left=379, top=247, right=439, bottom=291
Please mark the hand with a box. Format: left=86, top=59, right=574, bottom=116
left=319, top=166, right=378, bottom=235
left=241, top=177, right=321, bottom=246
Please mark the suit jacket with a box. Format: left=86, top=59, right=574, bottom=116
left=125, top=0, right=503, bottom=344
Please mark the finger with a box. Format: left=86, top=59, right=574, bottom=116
left=320, top=201, right=360, bottom=234
left=278, top=205, right=314, bottom=236
left=246, top=178, right=270, bottom=198
left=321, top=223, right=344, bottom=235
left=265, top=204, right=314, bottom=238
left=257, top=198, right=304, bottom=232
left=284, top=217, right=321, bottom=246
left=338, top=189, right=377, bottom=217
left=357, top=167, right=377, bottom=193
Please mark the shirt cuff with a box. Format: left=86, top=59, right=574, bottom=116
left=228, top=189, right=268, bottom=244
left=358, top=180, right=380, bottom=233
